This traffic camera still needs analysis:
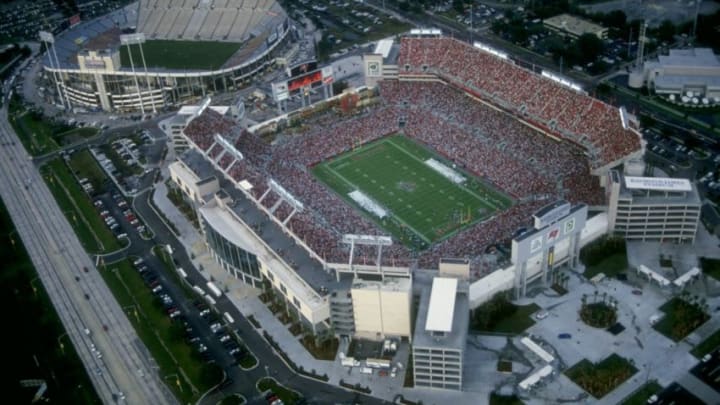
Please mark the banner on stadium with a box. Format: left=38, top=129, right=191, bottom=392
left=287, top=60, right=317, bottom=78
left=321, top=66, right=334, bottom=84
left=287, top=69, right=322, bottom=92
left=271, top=81, right=289, bottom=102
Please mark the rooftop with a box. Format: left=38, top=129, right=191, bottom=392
left=543, top=13, right=606, bottom=36
left=658, top=48, right=720, bottom=68
left=425, top=277, right=458, bottom=333
left=413, top=280, right=468, bottom=351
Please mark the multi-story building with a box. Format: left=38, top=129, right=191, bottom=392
left=607, top=171, right=701, bottom=242
left=412, top=277, right=468, bottom=391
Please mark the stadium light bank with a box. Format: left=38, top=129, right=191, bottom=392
left=473, top=41, right=508, bottom=60
left=541, top=70, right=584, bottom=94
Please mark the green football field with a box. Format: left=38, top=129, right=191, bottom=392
left=119, top=40, right=241, bottom=70
left=313, top=135, right=513, bottom=250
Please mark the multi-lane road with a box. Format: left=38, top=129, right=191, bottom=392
left=0, top=106, right=175, bottom=404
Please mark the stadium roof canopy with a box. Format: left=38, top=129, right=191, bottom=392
left=178, top=105, right=229, bottom=115
left=425, top=277, right=457, bottom=333
left=624, top=176, right=691, bottom=192
left=374, top=39, right=393, bottom=58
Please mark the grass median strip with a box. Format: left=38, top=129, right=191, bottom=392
left=41, top=158, right=122, bottom=254
left=99, top=258, right=222, bottom=403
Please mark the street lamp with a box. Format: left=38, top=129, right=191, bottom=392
left=58, top=332, right=68, bottom=354
left=30, top=276, right=40, bottom=296
left=264, top=365, right=270, bottom=377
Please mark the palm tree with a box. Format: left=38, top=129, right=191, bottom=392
left=602, top=291, right=608, bottom=305
left=594, top=290, right=599, bottom=304
left=581, top=294, right=587, bottom=308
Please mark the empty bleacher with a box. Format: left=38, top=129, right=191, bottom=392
left=199, top=9, right=223, bottom=39
left=155, top=8, right=179, bottom=38
left=182, top=7, right=209, bottom=39
left=135, top=0, right=280, bottom=41
left=169, top=9, right=193, bottom=38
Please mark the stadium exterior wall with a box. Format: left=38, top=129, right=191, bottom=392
left=43, top=27, right=291, bottom=113
left=468, top=213, right=608, bottom=309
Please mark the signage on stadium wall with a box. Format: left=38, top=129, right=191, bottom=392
left=511, top=204, right=587, bottom=265
left=287, top=70, right=322, bottom=92
left=84, top=58, right=106, bottom=70
left=533, top=200, right=571, bottom=229
left=271, top=81, right=289, bottom=102
left=267, top=32, right=278, bottom=47
left=321, top=66, right=334, bottom=84
left=287, top=60, right=318, bottom=78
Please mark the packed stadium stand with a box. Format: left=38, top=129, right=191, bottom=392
left=137, top=0, right=283, bottom=41
left=396, top=37, right=641, bottom=172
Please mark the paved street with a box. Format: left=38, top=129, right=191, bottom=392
left=0, top=106, right=175, bottom=405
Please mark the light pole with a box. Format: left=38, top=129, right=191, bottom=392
left=30, top=276, right=40, bottom=296
left=264, top=365, right=270, bottom=377
left=120, top=34, right=147, bottom=116
left=58, top=332, right=68, bottom=354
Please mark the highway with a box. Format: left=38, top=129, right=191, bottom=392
left=0, top=105, right=175, bottom=405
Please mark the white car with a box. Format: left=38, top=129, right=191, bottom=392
left=535, top=310, right=549, bottom=320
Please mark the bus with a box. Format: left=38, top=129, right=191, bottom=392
left=206, top=281, right=222, bottom=298
left=192, top=285, right=205, bottom=296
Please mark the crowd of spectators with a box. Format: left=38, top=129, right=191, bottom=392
left=179, top=37, right=637, bottom=269
left=397, top=36, right=641, bottom=169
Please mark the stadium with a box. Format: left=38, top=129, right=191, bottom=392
left=40, top=0, right=290, bottom=113
left=167, top=33, right=643, bottom=334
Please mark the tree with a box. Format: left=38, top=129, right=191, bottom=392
left=593, top=290, right=599, bottom=304
left=656, top=19, right=676, bottom=43
left=603, top=10, right=627, bottom=30
left=576, top=33, right=604, bottom=65
left=453, top=0, right=464, bottom=14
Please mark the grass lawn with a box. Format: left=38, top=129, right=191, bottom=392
left=620, top=381, right=663, bottom=405
left=313, top=135, right=512, bottom=250
left=691, top=328, right=720, bottom=358
left=299, top=335, right=339, bottom=360
left=580, top=236, right=628, bottom=279
left=256, top=377, right=302, bottom=404
left=565, top=354, right=638, bottom=398
left=99, top=258, right=222, bottom=403
left=57, top=127, right=99, bottom=143
left=219, top=394, right=246, bottom=405
left=68, top=149, right=109, bottom=192
left=471, top=293, right=539, bottom=334
left=404, top=353, right=414, bottom=387
left=120, top=40, right=241, bottom=70
left=41, top=158, right=122, bottom=253
left=700, top=257, right=720, bottom=282
left=0, top=202, right=101, bottom=404
left=654, top=297, right=710, bottom=342
left=9, top=109, right=60, bottom=155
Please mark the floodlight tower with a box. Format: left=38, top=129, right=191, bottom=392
left=120, top=33, right=154, bottom=115
left=39, top=31, right=71, bottom=110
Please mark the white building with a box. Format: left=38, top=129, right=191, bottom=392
left=412, top=277, right=468, bottom=391
left=629, top=48, right=720, bottom=100
left=607, top=171, right=701, bottom=242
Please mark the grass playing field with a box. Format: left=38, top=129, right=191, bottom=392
left=119, top=40, right=241, bottom=70
left=313, top=135, right=512, bottom=250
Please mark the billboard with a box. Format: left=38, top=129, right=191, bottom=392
left=511, top=204, right=587, bottom=265
left=84, top=58, right=106, bottom=70
left=322, top=66, right=334, bottom=84
left=271, top=81, right=289, bottom=102
left=287, top=60, right=317, bottom=78
left=287, top=69, right=322, bottom=92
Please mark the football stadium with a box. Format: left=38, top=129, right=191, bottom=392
left=40, top=0, right=290, bottom=112
left=166, top=33, right=643, bottom=333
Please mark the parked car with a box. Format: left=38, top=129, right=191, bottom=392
left=558, top=333, right=572, bottom=339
